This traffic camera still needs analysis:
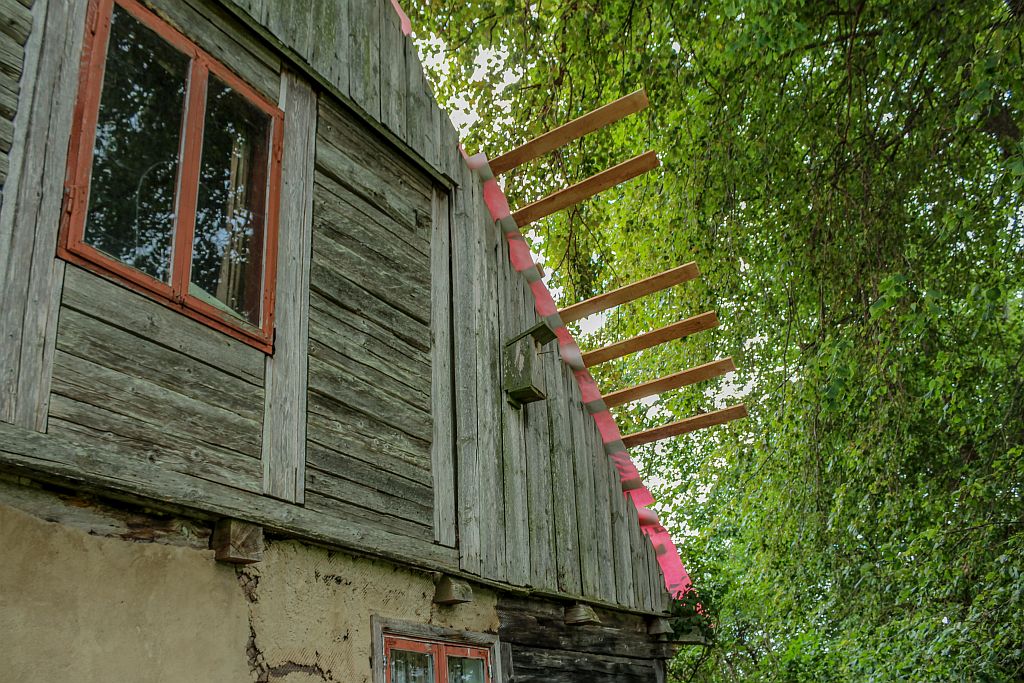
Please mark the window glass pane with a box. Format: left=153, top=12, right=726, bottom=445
left=391, top=649, right=434, bottom=683
left=191, top=74, right=272, bottom=325
left=447, top=656, right=485, bottom=683
left=84, top=4, right=189, bottom=282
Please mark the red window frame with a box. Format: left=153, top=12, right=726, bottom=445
left=384, top=635, right=491, bottom=683
left=59, top=0, right=284, bottom=353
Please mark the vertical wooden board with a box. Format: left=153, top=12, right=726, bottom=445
left=547, top=360, right=582, bottom=596
left=171, top=0, right=282, bottom=101
left=310, top=0, right=349, bottom=96
left=642, top=532, right=658, bottom=613
left=626, top=502, right=650, bottom=611
left=499, top=235, right=529, bottom=586
left=403, top=38, right=427, bottom=161
left=589, top=419, right=617, bottom=604
left=262, top=73, right=317, bottom=503
left=378, top=0, right=405, bottom=139
left=524, top=365, right=556, bottom=592
left=646, top=534, right=667, bottom=613
left=0, top=0, right=85, bottom=430
left=423, top=97, right=442, bottom=174
left=438, top=109, right=459, bottom=179
left=347, top=0, right=380, bottom=118
left=567, top=369, right=600, bottom=598
left=451, top=172, right=481, bottom=576
left=609, top=465, right=635, bottom=607
left=515, top=257, right=556, bottom=591
left=477, top=181, right=505, bottom=583
left=262, top=0, right=314, bottom=62
left=431, top=188, right=455, bottom=547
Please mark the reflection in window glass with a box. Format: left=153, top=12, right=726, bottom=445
left=191, top=74, right=271, bottom=324
left=447, top=657, right=485, bottom=683
left=84, top=4, right=188, bottom=282
left=392, top=649, right=435, bottom=683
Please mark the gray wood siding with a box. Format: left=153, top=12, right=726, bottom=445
left=48, top=267, right=266, bottom=494
left=497, top=595, right=673, bottom=683
left=0, top=0, right=79, bottom=431
left=219, top=0, right=456, bottom=183
left=0, top=0, right=31, bottom=189
left=0, top=0, right=676, bottom=617
left=450, top=161, right=675, bottom=613
left=304, top=96, right=435, bottom=542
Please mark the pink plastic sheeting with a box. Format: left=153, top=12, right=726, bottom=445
left=464, top=150, right=693, bottom=599
left=389, top=0, right=413, bottom=36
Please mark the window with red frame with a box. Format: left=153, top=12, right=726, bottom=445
left=61, top=0, right=284, bottom=352
left=385, top=635, right=491, bottom=683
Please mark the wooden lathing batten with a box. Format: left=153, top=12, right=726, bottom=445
left=602, top=357, right=736, bottom=408
left=488, top=89, right=649, bottom=176
left=622, top=404, right=748, bottom=448
left=512, top=151, right=660, bottom=228
left=581, top=311, right=718, bottom=367
left=558, top=262, right=700, bottom=324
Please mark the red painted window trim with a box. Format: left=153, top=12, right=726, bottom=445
left=384, top=635, right=491, bottom=683
left=60, top=0, right=284, bottom=354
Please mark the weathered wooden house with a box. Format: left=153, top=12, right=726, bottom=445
left=0, top=0, right=744, bottom=680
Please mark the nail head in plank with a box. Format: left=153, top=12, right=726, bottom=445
left=622, top=404, right=748, bottom=449
left=489, top=90, right=649, bottom=176
left=512, top=151, right=660, bottom=228
left=582, top=311, right=718, bottom=367
left=558, top=262, right=700, bottom=324
left=602, top=357, right=736, bottom=408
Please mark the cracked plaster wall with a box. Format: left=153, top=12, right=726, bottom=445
left=0, top=495, right=499, bottom=683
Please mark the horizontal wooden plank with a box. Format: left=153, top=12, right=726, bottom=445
left=0, top=69, right=20, bottom=120
left=309, top=259, right=430, bottom=354
left=308, top=291, right=429, bottom=385
left=0, top=420, right=460, bottom=570
left=496, top=595, right=673, bottom=660
left=303, top=490, right=432, bottom=540
left=48, top=401, right=261, bottom=493
left=622, top=404, right=748, bottom=448
left=308, top=314, right=429, bottom=407
left=0, top=29, right=25, bottom=82
left=314, top=177, right=431, bottom=281
left=305, top=465, right=433, bottom=529
left=50, top=350, right=263, bottom=460
left=61, top=266, right=265, bottom=385
left=305, top=407, right=430, bottom=483
left=512, top=151, right=660, bottom=227
left=581, top=311, right=718, bottom=367
left=56, top=306, right=264, bottom=421
left=559, top=262, right=699, bottom=324
left=311, top=221, right=430, bottom=325
left=602, top=357, right=736, bottom=408
left=317, top=97, right=434, bottom=203
left=306, top=378, right=431, bottom=462
left=507, top=646, right=659, bottom=683
left=304, top=437, right=430, bottom=498
left=489, top=90, right=649, bottom=176
left=0, top=0, right=33, bottom=46
left=307, top=354, right=432, bottom=440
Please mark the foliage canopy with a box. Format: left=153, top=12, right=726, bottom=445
left=409, top=0, right=1024, bottom=679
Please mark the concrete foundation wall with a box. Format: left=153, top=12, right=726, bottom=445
left=0, top=487, right=498, bottom=683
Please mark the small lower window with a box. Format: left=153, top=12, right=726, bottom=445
left=386, top=636, right=490, bottom=683
left=373, top=619, right=498, bottom=683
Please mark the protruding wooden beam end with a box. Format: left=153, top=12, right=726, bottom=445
left=601, top=357, right=737, bottom=408
left=622, top=404, right=748, bottom=449
left=211, top=518, right=264, bottom=564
